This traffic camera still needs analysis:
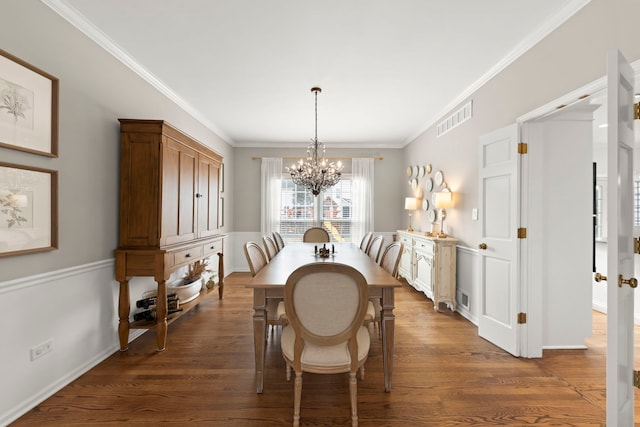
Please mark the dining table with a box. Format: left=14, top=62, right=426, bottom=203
left=246, top=241, right=401, bottom=393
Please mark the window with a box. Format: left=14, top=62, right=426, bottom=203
left=279, top=176, right=352, bottom=242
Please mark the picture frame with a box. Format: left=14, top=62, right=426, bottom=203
left=0, top=49, right=59, bottom=157
left=0, top=162, right=58, bottom=257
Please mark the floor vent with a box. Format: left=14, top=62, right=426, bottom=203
left=461, top=293, right=469, bottom=309
left=437, top=100, right=473, bottom=137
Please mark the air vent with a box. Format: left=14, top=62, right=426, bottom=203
left=437, top=101, right=473, bottom=137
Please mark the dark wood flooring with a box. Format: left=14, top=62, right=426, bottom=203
left=12, top=273, right=640, bottom=426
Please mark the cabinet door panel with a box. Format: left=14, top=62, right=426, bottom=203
left=162, top=138, right=197, bottom=245
left=415, top=249, right=434, bottom=297
left=198, top=154, right=220, bottom=238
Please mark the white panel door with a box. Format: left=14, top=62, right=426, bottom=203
left=606, top=49, right=636, bottom=426
left=478, top=124, right=520, bottom=356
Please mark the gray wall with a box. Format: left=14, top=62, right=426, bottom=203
left=0, top=0, right=233, bottom=282
left=403, top=0, right=640, bottom=249
left=233, top=147, right=404, bottom=234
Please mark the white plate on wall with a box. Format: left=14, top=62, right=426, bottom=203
left=434, top=170, right=444, bottom=186
left=422, top=199, right=429, bottom=211
left=424, top=177, right=433, bottom=192
left=428, top=209, right=437, bottom=223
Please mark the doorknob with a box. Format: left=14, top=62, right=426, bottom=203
left=478, top=243, right=487, bottom=250
left=618, top=274, right=638, bottom=288
left=594, top=272, right=607, bottom=282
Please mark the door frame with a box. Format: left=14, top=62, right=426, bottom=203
left=515, top=59, right=640, bottom=358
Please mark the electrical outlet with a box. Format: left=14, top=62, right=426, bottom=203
left=30, top=339, right=53, bottom=361
left=472, top=208, right=478, bottom=220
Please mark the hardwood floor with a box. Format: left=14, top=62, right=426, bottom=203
left=12, top=273, right=640, bottom=426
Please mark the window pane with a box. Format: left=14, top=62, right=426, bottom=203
left=321, top=178, right=351, bottom=242
left=279, top=176, right=352, bottom=242
left=279, top=180, right=315, bottom=242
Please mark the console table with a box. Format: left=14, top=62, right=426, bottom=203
left=397, top=230, right=457, bottom=311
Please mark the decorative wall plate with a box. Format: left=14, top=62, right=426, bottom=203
left=426, top=164, right=432, bottom=174
left=434, top=170, right=444, bottom=186
left=406, top=166, right=413, bottom=177
left=418, top=165, right=425, bottom=177
left=411, top=178, right=418, bottom=190
left=422, top=199, right=429, bottom=211
left=424, top=177, right=433, bottom=192
left=428, top=209, right=437, bottom=223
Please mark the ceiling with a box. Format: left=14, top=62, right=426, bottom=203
left=45, top=0, right=588, bottom=148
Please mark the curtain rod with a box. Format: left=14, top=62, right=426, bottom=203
left=252, top=156, right=383, bottom=161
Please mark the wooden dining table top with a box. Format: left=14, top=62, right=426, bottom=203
left=246, top=242, right=401, bottom=289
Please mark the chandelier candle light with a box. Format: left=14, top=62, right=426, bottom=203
left=287, top=87, right=343, bottom=196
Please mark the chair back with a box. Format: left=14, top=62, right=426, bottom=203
left=359, top=231, right=373, bottom=252
left=272, top=231, right=285, bottom=250
left=262, top=235, right=278, bottom=260
left=366, top=235, right=384, bottom=263
left=284, top=263, right=369, bottom=371
left=302, top=227, right=330, bottom=242
left=244, top=241, right=268, bottom=277
left=379, top=241, right=403, bottom=278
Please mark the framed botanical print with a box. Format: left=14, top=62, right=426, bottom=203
left=0, top=162, right=58, bottom=256
left=0, top=49, right=59, bottom=157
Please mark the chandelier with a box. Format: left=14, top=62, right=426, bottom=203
left=287, top=87, right=343, bottom=196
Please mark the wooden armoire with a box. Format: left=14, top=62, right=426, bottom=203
left=115, top=119, right=224, bottom=351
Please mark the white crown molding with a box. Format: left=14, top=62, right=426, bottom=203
left=403, top=0, right=593, bottom=146
left=41, top=0, right=234, bottom=145
left=232, top=140, right=404, bottom=149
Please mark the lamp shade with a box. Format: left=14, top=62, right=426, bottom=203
left=404, top=197, right=418, bottom=210
left=434, top=191, right=452, bottom=209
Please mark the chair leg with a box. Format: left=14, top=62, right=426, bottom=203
left=359, top=365, right=365, bottom=380
left=286, top=363, right=291, bottom=381
left=293, top=371, right=302, bottom=427
left=349, top=371, right=358, bottom=427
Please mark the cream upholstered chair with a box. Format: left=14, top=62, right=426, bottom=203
left=366, top=235, right=384, bottom=264
left=273, top=231, right=286, bottom=251
left=302, top=227, right=330, bottom=243
left=359, top=232, right=373, bottom=252
left=281, top=263, right=370, bottom=427
left=262, top=235, right=279, bottom=261
left=244, top=241, right=285, bottom=336
left=366, top=241, right=403, bottom=336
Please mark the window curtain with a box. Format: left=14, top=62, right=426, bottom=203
left=351, top=158, right=374, bottom=245
left=261, top=158, right=283, bottom=236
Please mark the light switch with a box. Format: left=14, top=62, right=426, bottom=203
left=472, top=208, right=478, bottom=220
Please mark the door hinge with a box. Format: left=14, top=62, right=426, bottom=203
left=634, top=370, right=640, bottom=388
left=634, top=102, right=640, bottom=120
left=517, top=228, right=527, bottom=239
left=517, top=312, right=527, bottom=324
left=635, top=237, right=640, bottom=255
left=518, top=142, right=528, bottom=154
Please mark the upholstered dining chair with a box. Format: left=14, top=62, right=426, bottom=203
left=262, top=235, right=279, bottom=261
left=302, top=227, right=330, bottom=243
left=366, top=241, right=403, bottom=336
left=359, top=232, right=373, bottom=252
left=281, top=263, right=370, bottom=427
left=366, top=235, right=384, bottom=264
left=273, top=231, right=286, bottom=251
left=244, top=241, right=285, bottom=336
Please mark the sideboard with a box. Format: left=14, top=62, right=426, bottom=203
left=397, top=230, right=457, bottom=311
left=115, top=119, right=224, bottom=351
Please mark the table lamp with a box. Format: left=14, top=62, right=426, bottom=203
left=404, top=197, right=417, bottom=232
left=434, top=191, right=452, bottom=237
